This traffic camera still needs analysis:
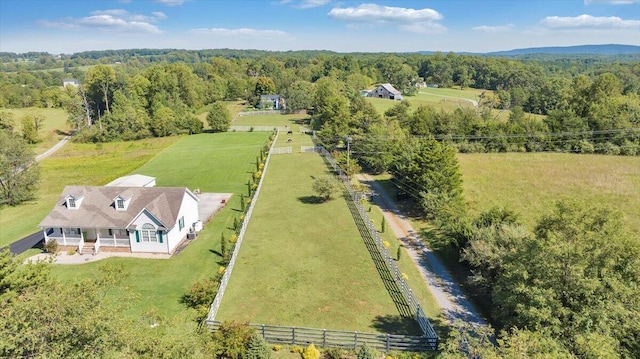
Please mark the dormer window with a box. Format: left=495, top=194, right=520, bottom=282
left=65, top=195, right=83, bottom=209
left=114, top=195, right=130, bottom=211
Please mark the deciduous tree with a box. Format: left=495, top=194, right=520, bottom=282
left=0, top=131, right=39, bottom=206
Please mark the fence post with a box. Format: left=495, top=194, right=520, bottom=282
left=354, top=331, right=358, bottom=349
left=262, top=324, right=266, bottom=339
left=386, top=334, right=390, bottom=353
left=292, top=327, right=296, bottom=345
left=323, top=329, right=326, bottom=347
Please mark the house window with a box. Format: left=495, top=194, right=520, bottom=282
left=141, top=223, right=158, bottom=243
left=116, top=199, right=124, bottom=209
left=68, top=198, right=76, bottom=208
left=178, top=216, right=185, bottom=231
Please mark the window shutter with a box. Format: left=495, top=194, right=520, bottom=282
left=158, top=231, right=163, bottom=243
left=135, top=230, right=140, bottom=243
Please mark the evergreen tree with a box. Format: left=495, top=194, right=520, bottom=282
left=245, top=332, right=270, bottom=359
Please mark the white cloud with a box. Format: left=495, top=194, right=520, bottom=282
left=39, top=9, right=166, bottom=34
left=278, top=0, right=330, bottom=8
left=584, top=0, right=640, bottom=4
left=298, top=0, right=331, bottom=9
left=328, top=3, right=445, bottom=33
left=152, top=11, right=168, bottom=20
left=189, top=28, right=289, bottom=38
left=472, top=24, right=515, bottom=33
left=539, top=14, right=640, bottom=29
left=152, top=0, right=185, bottom=6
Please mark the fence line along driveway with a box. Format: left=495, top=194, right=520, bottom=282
left=357, top=174, right=486, bottom=328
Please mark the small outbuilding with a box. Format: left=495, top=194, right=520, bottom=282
left=62, top=78, right=79, bottom=88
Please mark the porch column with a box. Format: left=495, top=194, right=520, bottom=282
left=113, top=230, right=117, bottom=247
left=96, top=229, right=100, bottom=244
left=43, top=229, right=49, bottom=242
left=61, top=228, right=66, bottom=245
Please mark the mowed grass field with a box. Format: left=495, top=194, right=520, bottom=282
left=1, top=107, right=71, bottom=154
left=0, top=136, right=180, bottom=248
left=231, top=113, right=310, bottom=131
left=366, top=87, right=484, bottom=115
left=50, top=132, right=269, bottom=330
left=458, top=152, right=640, bottom=234
left=217, top=131, right=439, bottom=334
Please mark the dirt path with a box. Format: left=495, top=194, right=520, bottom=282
left=35, top=134, right=71, bottom=162
left=357, top=174, right=486, bottom=327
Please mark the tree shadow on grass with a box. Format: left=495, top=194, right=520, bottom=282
left=297, top=195, right=326, bottom=204
left=55, top=129, right=72, bottom=136
left=371, top=315, right=422, bottom=335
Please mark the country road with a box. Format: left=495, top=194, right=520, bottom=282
left=35, top=134, right=71, bottom=162
left=357, top=173, right=486, bottom=327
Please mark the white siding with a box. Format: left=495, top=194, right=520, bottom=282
left=128, top=191, right=199, bottom=254
left=129, top=211, right=170, bottom=253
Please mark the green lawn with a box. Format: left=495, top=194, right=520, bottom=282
left=50, top=132, right=269, bottom=329
left=458, top=152, right=640, bottom=234
left=1, top=107, right=71, bottom=154
left=217, top=132, right=438, bottom=334
left=196, top=100, right=246, bottom=129
left=366, top=89, right=479, bottom=115
left=0, top=136, right=180, bottom=248
left=231, top=113, right=310, bottom=132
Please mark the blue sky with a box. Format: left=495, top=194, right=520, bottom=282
left=1, top=0, right=639, bottom=54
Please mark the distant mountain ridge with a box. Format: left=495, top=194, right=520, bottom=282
left=485, top=44, right=640, bottom=56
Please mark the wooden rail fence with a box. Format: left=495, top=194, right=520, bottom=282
left=209, top=322, right=437, bottom=352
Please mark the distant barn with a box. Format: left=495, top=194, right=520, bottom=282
left=367, top=83, right=402, bottom=100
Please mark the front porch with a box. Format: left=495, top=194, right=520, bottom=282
left=44, top=227, right=132, bottom=254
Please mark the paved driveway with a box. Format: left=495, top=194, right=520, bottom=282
left=9, top=229, right=51, bottom=254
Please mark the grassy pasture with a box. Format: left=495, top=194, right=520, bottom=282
left=0, top=137, right=180, bottom=248
left=217, top=132, right=440, bottom=334
left=0, top=107, right=71, bottom=154
left=458, top=152, right=640, bottom=234
left=231, top=113, right=310, bottom=131
left=49, top=133, right=269, bottom=328
left=366, top=90, right=478, bottom=115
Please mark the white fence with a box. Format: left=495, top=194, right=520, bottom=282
left=272, top=147, right=292, bottom=154
left=300, top=146, right=321, bottom=153
left=206, top=131, right=279, bottom=322
left=229, top=126, right=288, bottom=132
left=237, top=110, right=286, bottom=117
left=318, top=147, right=438, bottom=342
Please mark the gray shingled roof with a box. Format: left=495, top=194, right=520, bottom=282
left=380, top=83, right=401, bottom=95
left=39, top=186, right=196, bottom=230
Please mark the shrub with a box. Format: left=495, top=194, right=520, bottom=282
left=324, top=347, right=344, bottom=359
left=312, top=176, right=339, bottom=201
left=303, top=344, right=320, bottom=359
left=272, top=344, right=282, bottom=352
left=180, top=277, right=218, bottom=322
left=357, top=343, right=377, bottom=359
left=292, top=346, right=304, bottom=354
left=211, top=321, right=255, bottom=359
left=44, top=239, right=58, bottom=254
left=221, top=233, right=228, bottom=258
left=396, top=245, right=402, bottom=261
